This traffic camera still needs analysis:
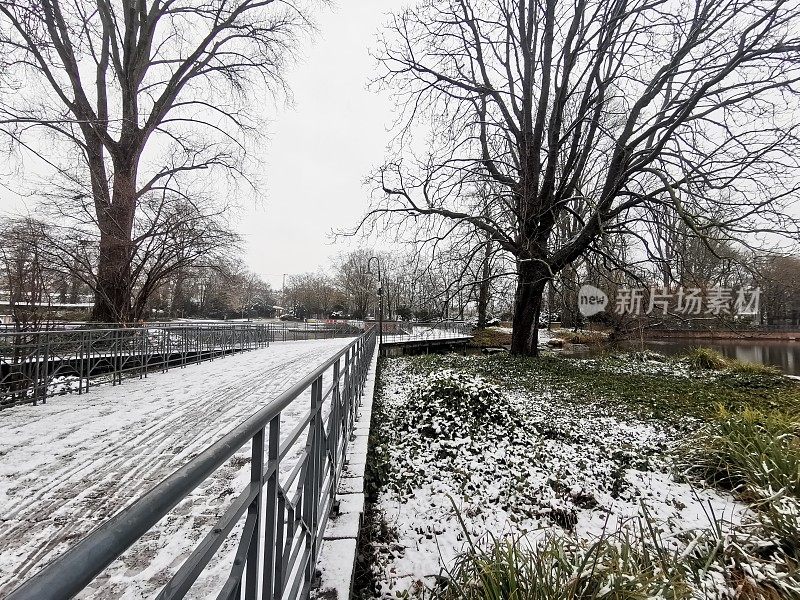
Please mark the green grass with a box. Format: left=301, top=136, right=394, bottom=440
left=681, top=347, right=784, bottom=377
left=422, top=502, right=745, bottom=600
left=370, top=352, right=800, bottom=599
left=426, top=515, right=798, bottom=600
left=552, top=330, right=609, bottom=345
left=727, top=361, right=783, bottom=377
left=683, top=406, right=800, bottom=499
left=683, top=347, right=730, bottom=370
left=469, top=327, right=513, bottom=348
left=399, top=353, right=800, bottom=426
left=681, top=406, right=800, bottom=574
left=680, top=408, right=800, bottom=598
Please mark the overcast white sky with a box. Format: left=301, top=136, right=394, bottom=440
left=239, top=0, right=405, bottom=289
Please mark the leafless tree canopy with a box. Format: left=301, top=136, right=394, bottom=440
left=0, top=0, right=315, bottom=321
left=363, top=0, right=800, bottom=354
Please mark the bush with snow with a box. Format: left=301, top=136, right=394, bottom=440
left=409, top=370, right=515, bottom=437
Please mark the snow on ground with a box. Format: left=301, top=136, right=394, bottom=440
left=0, top=337, right=355, bottom=598
left=365, top=357, right=748, bottom=597
left=487, top=325, right=513, bottom=334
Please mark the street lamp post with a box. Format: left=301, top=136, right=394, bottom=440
left=365, top=256, right=383, bottom=346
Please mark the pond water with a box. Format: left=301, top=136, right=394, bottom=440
left=570, top=338, right=800, bottom=376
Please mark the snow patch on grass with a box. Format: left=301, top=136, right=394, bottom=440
left=360, top=355, right=752, bottom=598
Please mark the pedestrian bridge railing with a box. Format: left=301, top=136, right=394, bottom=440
left=7, top=328, right=377, bottom=600
left=0, top=321, right=361, bottom=409
left=380, top=320, right=473, bottom=343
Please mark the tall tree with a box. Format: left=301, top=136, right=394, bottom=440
left=0, top=218, right=54, bottom=330
left=756, top=255, right=800, bottom=326
left=366, top=0, right=800, bottom=355
left=334, top=249, right=376, bottom=318
left=0, top=0, right=313, bottom=322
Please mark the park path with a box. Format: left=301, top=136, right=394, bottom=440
left=0, top=337, right=355, bottom=598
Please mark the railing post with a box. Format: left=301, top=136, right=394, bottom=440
left=41, top=331, right=51, bottom=404
left=85, top=330, right=92, bottom=393
left=31, top=331, right=41, bottom=405
left=244, top=427, right=264, bottom=600
left=344, top=347, right=355, bottom=442
left=304, top=374, right=324, bottom=585
left=262, top=414, right=280, bottom=599
left=160, top=327, right=167, bottom=373
left=181, top=327, right=187, bottom=368
left=78, top=330, right=85, bottom=394
left=138, top=327, right=144, bottom=379
left=330, top=358, right=341, bottom=485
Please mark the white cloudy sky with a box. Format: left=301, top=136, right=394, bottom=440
left=238, top=0, right=405, bottom=289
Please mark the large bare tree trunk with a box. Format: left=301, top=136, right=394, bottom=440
left=92, top=159, right=137, bottom=323
left=477, top=240, right=492, bottom=327
left=510, top=262, right=547, bottom=356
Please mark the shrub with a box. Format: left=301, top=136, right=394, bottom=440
left=410, top=369, right=507, bottom=431
left=428, top=509, right=693, bottom=599
left=555, top=330, right=608, bottom=345
left=683, top=407, right=800, bottom=588
left=426, top=502, right=799, bottom=600
left=470, top=328, right=512, bottom=348
left=683, top=406, right=800, bottom=500
left=727, top=360, right=782, bottom=377
left=683, top=347, right=729, bottom=370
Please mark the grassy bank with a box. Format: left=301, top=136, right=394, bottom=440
left=354, top=351, right=800, bottom=599
left=403, top=351, right=799, bottom=423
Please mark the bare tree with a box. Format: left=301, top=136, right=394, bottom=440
left=0, top=218, right=55, bottom=330
left=35, top=191, right=240, bottom=321
left=0, top=0, right=315, bottom=322
left=756, top=254, right=800, bottom=327
left=285, top=272, right=342, bottom=318
left=334, top=249, right=376, bottom=318
left=363, top=0, right=800, bottom=355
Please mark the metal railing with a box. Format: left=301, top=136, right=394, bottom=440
left=266, top=321, right=363, bottom=342
left=380, top=320, right=473, bottom=343
left=0, top=323, right=269, bottom=408
left=0, top=321, right=362, bottom=409
left=8, top=328, right=377, bottom=600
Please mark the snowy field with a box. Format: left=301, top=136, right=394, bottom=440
left=0, top=337, right=355, bottom=597
left=359, top=353, right=799, bottom=598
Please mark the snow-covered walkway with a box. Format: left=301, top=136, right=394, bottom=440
left=0, top=337, right=355, bottom=597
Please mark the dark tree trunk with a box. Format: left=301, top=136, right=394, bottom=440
left=477, top=240, right=492, bottom=328
left=91, top=159, right=138, bottom=323
left=510, top=262, right=548, bottom=355
left=92, top=228, right=132, bottom=322
left=171, top=271, right=187, bottom=317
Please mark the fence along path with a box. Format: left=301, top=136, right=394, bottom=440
left=2, top=332, right=374, bottom=599
left=0, top=321, right=361, bottom=408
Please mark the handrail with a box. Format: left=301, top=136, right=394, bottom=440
left=0, top=321, right=363, bottom=408
left=7, top=328, right=376, bottom=600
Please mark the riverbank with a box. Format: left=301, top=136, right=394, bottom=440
left=618, top=329, right=800, bottom=341
left=467, top=325, right=800, bottom=375
left=355, top=351, right=800, bottom=599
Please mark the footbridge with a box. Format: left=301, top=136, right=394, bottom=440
left=0, top=320, right=471, bottom=599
